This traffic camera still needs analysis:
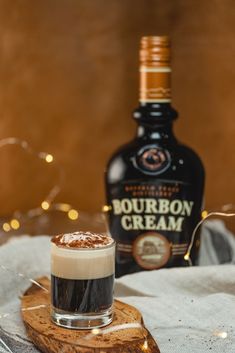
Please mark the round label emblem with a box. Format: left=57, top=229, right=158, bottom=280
left=133, top=232, right=171, bottom=270
left=134, top=145, right=171, bottom=175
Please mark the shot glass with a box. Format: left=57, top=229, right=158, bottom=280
left=50, top=232, right=115, bottom=329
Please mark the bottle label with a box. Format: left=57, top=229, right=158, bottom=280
left=133, top=232, right=171, bottom=269
left=139, top=66, right=171, bottom=103
left=133, top=144, right=171, bottom=175
left=107, top=179, right=199, bottom=273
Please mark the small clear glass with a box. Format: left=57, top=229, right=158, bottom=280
left=50, top=239, right=115, bottom=329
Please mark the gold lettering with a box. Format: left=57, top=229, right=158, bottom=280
left=144, top=215, right=156, bottom=229
left=156, top=215, right=167, bottom=230
left=112, top=200, right=122, bottom=215
left=121, top=216, right=132, bottom=230
left=158, top=198, right=170, bottom=214
left=121, top=199, right=132, bottom=214
left=145, top=199, right=158, bottom=213
left=132, top=199, right=145, bottom=213
left=182, top=201, right=194, bottom=216
left=169, top=200, right=183, bottom=215
left=167, top=216, right=184, bottom=231
left=132, top=215, right=144, bottom=230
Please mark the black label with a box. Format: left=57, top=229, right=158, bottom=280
left=108, top=179, right=200, bottom=275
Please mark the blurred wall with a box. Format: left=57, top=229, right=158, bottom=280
left=0, top=0, right=234, bottom=216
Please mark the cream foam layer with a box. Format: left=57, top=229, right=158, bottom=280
left=51, top=242, right=115, bottom=280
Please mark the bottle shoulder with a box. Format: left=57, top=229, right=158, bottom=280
left=105, top=138, right=205, bottom=185
left=176, top=143, right=205, bottom=171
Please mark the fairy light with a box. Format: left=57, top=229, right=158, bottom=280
left=202, top=210, right=208, bottom=219
left=185, top=210, right=235, bottom=266
left=10, top=219, right=20, bottom=230
left=0, top=137, right=105, bottom=234
left=41, top=201, right=50, bottom=210
left=217, top=331, right=228, bottom=339
left=142, top=339, right=149, bottom=351
left=2, top=223, right=11, bottom=232
left=102, top=205, right=111, bottom=212
left=85, top=323, right=143, bottom=340
left=91, top=328, right=101, bottom=335
left=213, top=330, right=228, bottom=339
left=3, top=135, right=234, bottom=244
left=45, top=154, right=54, bottom=163
left=68, top=209, right=79, bottom=220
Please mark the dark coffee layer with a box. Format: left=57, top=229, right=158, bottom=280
left=51, top=274, right=114, bottom=313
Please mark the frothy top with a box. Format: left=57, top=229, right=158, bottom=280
left=51, top=231, right=114, bottom=249
left=51, top=232, right=115, bottom=280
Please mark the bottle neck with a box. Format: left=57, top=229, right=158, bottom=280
left=139, top=65, right=171, bottom=104
left=136, top=121, right=176, bottom=141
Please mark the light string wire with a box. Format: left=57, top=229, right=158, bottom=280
left=184, top=209, right=235, bottom=266
left=0, top=265, right=48, bottom=293
left=0, top=137, right=234, bottom=351
left=0, top=137, right=104, bottom=233
left=0, top=338, right=14, bottom=353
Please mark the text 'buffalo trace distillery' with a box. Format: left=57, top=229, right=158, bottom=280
left=105, top=36, right=205, bottom=277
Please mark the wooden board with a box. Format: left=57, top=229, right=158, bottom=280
left=21, top=277, right=160, bottom=353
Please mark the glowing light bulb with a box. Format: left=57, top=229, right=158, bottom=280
left=2, top=223, right=11, bottom=232
left=184, top=253, right=190, bottom=261
left=217, top=331, right=227, bottom=339
left=142, top=339, right=148, bottom=351
left=68, top=209, right=79, bottom=220
left=102, top=205, right=111, bottom=212
left=201, top=210, right=208, bottom=219
left=10, top=219, right=20, bottom=230
left=41, top=201, right=50, bottom=210
left=45, top=154, right=54, bottom=163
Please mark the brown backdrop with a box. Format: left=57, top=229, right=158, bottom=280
left=0, top=0, right=234, bottom=219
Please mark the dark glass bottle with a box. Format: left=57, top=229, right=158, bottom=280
left=105, top=36, right=205, bottom=278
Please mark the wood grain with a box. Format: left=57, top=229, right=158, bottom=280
left=21, top=277, right=160, bottom=353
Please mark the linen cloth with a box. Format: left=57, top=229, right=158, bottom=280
left=0, top=220, right=234, bottom=353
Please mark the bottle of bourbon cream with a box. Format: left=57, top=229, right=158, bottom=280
left=105, top=36, right=205, bottom=277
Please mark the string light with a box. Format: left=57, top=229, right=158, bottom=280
left=102, top=205, right=111, bottom=212
left=68, top=209, right=79, bottom=220
left=0, top=137, right=90, bottom=233
left=202, top=210, right=208, bottom=219
left=142, top=339, right=149, bottom=351
left=10, top=219, right=20, bottom=230
left=185, top=210, right=235, bottom=266
left=0, top=337, right=14, bottom=353
left=2, top=223, right=11, bottom=232
left=85, top=323, right=143, bottom=340
left=45, top=154, right=54, bottom=163
left=216, top=331, right=228, bottom=339
left=41, top=201, right=50, bottom=210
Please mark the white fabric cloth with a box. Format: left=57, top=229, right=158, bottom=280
left=0, top=225, right=234, bottom=352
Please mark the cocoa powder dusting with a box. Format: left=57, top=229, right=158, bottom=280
left=51, top=231, right=114, bottom=249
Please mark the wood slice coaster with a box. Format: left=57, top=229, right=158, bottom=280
left=21, top=277, right=160, bottom=353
